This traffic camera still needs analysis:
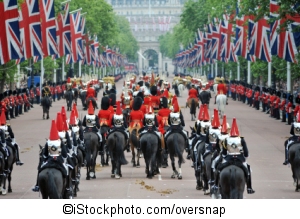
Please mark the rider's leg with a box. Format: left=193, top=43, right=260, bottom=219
left=11, top=140, right=23, bottom=166
left=283, top=142, right=289, bottom=165
left=246, top=164, right=255, bottom=194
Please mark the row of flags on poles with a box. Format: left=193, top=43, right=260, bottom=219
left=0, top=0, right=125, bottom=68
left=173, top=0, right=300, bottom=68
left=127, top=16, right=172, bottom=32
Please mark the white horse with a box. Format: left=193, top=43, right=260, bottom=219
left=178, top=84, right=185, bottom=97
left=216, top=94, right=227, bottom=119
left=213, top=83, right=218, bottom=94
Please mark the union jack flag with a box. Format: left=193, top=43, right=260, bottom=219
left=19, top=0, right=43, bottom=60
left=0, top=0, right=23, bottom=65
left=56, top=2, right=71, bottom=58
left=196, top=29, right=205, bottom=67
left=68, top=11, right=83, bottom=63
left=39, top=0, right=57, bottom=57
left=106, top=46, right=112, bottom=67
left=270, top=0, right=300, bottom=63
left=211, top=19, right=222, bottom=61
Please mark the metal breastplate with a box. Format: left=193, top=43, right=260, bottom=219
left=124, top=96, right=131, bottom=105
left=72, top=126, right=80, bottom=140
left=209, top=128, right=220, bottom=144
left=200, top=121, right=211, bottom=134
left=86, top=115, right=96, bottom=127
left=145, top=114, right=155, bottom=126
left=47, top=140, right=61, bottom=156
left=218, top=134, right=229, bottom=150
left=294, top=123, right=300, bottom=136
left=226, top=137, right=242, bottom=155
left=170, top=113, right=181, bottom=125
left=114, top=115, right=124, bottom=128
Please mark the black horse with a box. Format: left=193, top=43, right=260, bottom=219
left=0, top=150, right=6, bottom=195
left=2, top=143, right=16, bottom=194
left=41, top=96, right=51, bottom=119
left=140, top=132, right=161, bottom=179
left=173, top=84, right=180, bottom=97
left=72, top=88, right=79, bottom=105
left=199, top=90, right=212, bottom=107
left=166, top=133, right=186, bottom=179
left=79, top=90, right=87, bottom=110
left=130, top=129, right=142, bottom=167
left=38, top=167, right=65, bottom=199
left=100, top=125, right=110, bottom=166
left=107, top=131, right=128, bottom=179
left=288, top=143, right=300, bottom=192
left=218, top=165, right=246, bottom=199
left=84, top=132, right=99, bottom=180
left=64, top=90, right=74, bottom=111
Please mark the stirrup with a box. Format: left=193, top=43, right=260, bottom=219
left=247, top=188, right=255, bottom=194
left=283, top=160, right=289, bottom=165
left=32, top=186, right=39, bottom=192
left=16, top=161, right=24, bottom=166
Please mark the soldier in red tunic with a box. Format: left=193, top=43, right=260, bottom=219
left=187, top=84, right=198, bottom=102
left=215, top=79, right=228, bottom=105
left=280, top=93, right=287, bottom=123
left=128, top=96, right=144, bottom=135
left=149, top=86, right=160, bottom=113
left=157, top=97, right=171, bottom=129
left=286, top=94, right=294, bottom=125
left=253, top=86, right=260, bottom=110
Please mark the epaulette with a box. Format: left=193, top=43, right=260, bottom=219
left=6, top=124, right=10, bottom=126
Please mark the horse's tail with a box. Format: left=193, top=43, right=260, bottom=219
left=85, top=135, right=92, bottom=168
left=173, top=134, right=184, bottom=163
left=47, top=170, right=60, bottom=199
left=190, top=98, right=196, bottom=114
left=114, top=133, right=128, bottom=165
left=229, top=167, right=238, bottom=199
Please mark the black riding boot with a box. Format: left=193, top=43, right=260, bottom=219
left=210, top=168, right=215, bottom=185
left=126, top=137, right=130, bottom=152
left=98, top=142, right=104, bottom=155
left=14, top=144, right=24, bottom=166
left=246, top=164, right=255, bottom=194
left=65, top=176, right=73, bottom=199
left=283, top=149, right=289, bottom=165
left=32, top=173, right=40, bottom=192
left=214, top=96, right=216, bottom=104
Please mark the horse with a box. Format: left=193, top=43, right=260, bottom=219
left=140, top=132, right=161, bottom=179
left=64, top=90, right=74, bottom=111
left=213, top=83, right=218, bottom=94
left=83, top=132, right=99, bottom=180
left=1, top=143, right=16, bottom=194
left=178, top=84, right=185, bottom=97
left=99, top=125, right=110, bottom=166
left=218, top=165, right=246, bottom=199
left=199, top=90, right=212, bottom=109
left=74, top=144, right=84, bottom=193
left=86, top=97, right=97, bottom=110
left=216, top=94, right=227, bottom=119
left=166, top=133, right=186, bottom=179
left=107, top=131, right=128, bottom=179
left=122, top=108, right=131, bottom=127
left=173, top=84, right=180, bottom=97
left=130, top=129, right=142, bottom=167
left=38, top=167, right=65, bottom=199
left=288, top=143, right=300, bottom=192
left=41, top=96, right=51, bottom=120
left=0, top=150, right=6, bottom=195
left=79, top=90, right=87, bottom=110
left=186, top=98, right=198, bottom=121
left=72, top=88, right=79, bottom=105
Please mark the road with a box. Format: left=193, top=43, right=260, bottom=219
left=2, top=74, right=299, bottom=199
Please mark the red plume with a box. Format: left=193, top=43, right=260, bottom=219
left=211, top=109, right=220, bottom=128
left=221, top=115, right=228, bottom=134
left=115, top=101, right=122, bottom=115
left=72, top=103, right=79, bottom=118
left=202, top=104, right=210, bottom=121
left=198, top=105, right=204, bottom=121
left=0, top=112, right=6, bottom=125
left=61, top=112, right=69, bottom=131
left=297, top=110, right=300, bottom=122
left=61, top=106, right=67, bottom=120
left=69, top=110, right=77, bottom=126
left=150, top=73, right=155, bottom=85
left=230, top=118, right=240, bottom=137
left=67, top=77, right=71, bottom=84
left=163, top=89, right=169, bottom=98
left=49, top=120, right=59, bottom=140
left=56, top=112, right=64, bottom=132
left=173, top=99, right=180, bottom=113
left=88, top=101, right=94, bottom=115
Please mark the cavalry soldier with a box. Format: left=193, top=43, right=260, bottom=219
left=97, top=96, right=112, bottom=155
left=149, top=86, right=160, bottom=113
left=216, top=78, right=228, bottom=105
left=287, top=94, right=294, bottom=125
left=82, top=101, right=102, bottom=146
left=164, top=98, right=188, bottom=153
left=187, top=84, right=198, bottom=102
left=86, top=83, right=97, bottom=108
left=280, top=93, right=287, bottom=123
left=143, top=90, right=151, bottom=113
left=108, top=101, right=130, bottom=152
left=212, top=117, right=255, bottom=194
left=253, top=86, right=260, bottom=110
left=128, top=96, right=144, bottom=140
left=120, top=88, right=132, bottom=111
left=0, top=111, right=24, bottom=165
left=283, top=110, right=300, bottom=165
left=157, top=96, right=172, bottom=129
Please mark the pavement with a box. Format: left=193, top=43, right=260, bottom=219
left=2, top=74, right=299, bottom=199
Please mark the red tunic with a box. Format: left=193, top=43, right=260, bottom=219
left=217, top=83, right=227, bottom=95
left=150, top=95, right=160, bottom=109
left=129, top=110, right=144, bottom=129
left=280, top=99, right=286, bottom=111
left=188, top=88, right=198, bottom=100
left=140, top=105, right=147, bottom=115
left=36, top=87, right=40, bottom=96
left=286, top=102, right=293, bottom=113
left=294, top=105, right=299, bottom=117
left=86, top=87, right=96, bottom=99
left=98, top=109, right=112, bottom=127
left=157, top=108, right=171, bottom=127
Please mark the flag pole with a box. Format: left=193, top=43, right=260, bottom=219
left=70, top=8, right=82, bottom=14
left=247, top=61, right=251, bottom=84
left=268, top=61, right=271, bottom=87
left=287, top=61, right=291, bottom=93
left=61, top=0, right=71, bottom=5
left=62, top=57, right=65, bottom=81
left=237, top=61, right=240, bottom=81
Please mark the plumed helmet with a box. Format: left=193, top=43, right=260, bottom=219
left=288, top=94, right=293, bottom=103
left=160, top=96, right=168, bottom=108
left=101, top=96, right=110, bottom=110
left=150, top=85, right=157, bottom=96
left=109, top=93, right=116, bottom=106
left=133, top=96, right=143, bottom=110
left=136, top=91, right=144, bottom=100
left=296, top=96, right=300, bottom=104
left=282, top=93, right=287, bottom=99
left=276, top=91, right=281, bottom=97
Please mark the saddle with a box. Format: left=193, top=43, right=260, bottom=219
left=217, top=158, right=248, bottom=179
left=140, top=127, right=163, bottom=149
left=39, top=157, right=68, bottom=178
left=187, top=98, right=199, bottom=108
left=165, top=126, right=187, bottom=143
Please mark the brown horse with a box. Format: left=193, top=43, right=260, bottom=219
left=129, top=128, right=142, bottom=167
left=186, top=98, right=199, bottom=121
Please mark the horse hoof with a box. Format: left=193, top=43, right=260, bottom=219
left=1, top=188, right=6, bottom=195
left=133, top=163, right=136, bottom=167
left=136, top=165, right=140, bottom=168
left=111, top=174, right=115, bottom=178
left=92, top=175, right=96, bottom=179
left=204, top=190, right=210, bottom=195
left=73, top=194, right=77, bottom=197
left=147, top=175, right=152, bottom=179
left=196, top=185, right=202, bottom=190
left=171, top=175, right=176, bottom=179
left=8, top=189, right=12, bottom=193
left=178, top=175, right=182, bottom=180
left=115, top=175, right=120, bottom=179
left=86, top=177, right=90, bottom=180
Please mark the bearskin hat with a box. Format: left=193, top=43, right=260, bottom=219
left=137, top=81, right=144, bottom=87
left=262, top=87, right=266, bottom=92
left=109, top=88, right=116, bottom=95
left=296, top=96, right=300, bottom=104
left=288, top=94, right=294, bottom=102
left=109, top=93, right=116, bottom=106
left=22, top=88, right=27, bottom=93
left=150, top=85, right=157, bottom=96
left=133, top=96, right=143, bottom=110
left=175, top=73, right=179, bottom=77
left=12, top=90, right=16, bottom=95
left=158, top=80, right=163, bottom=87
left=255, top=86, right=260, bottom=92
left=282, top=93, right=287, bottom=99
left=276, top=91, right=281, bottom=97
left=160, top=96, right=168, bottom=108
left=101, top=96, right=110, bottom=110
left=30, top=85, right=33, bottom=89
left=136, top=91, right=144, bottom=100
left=0, top=93, right=3, bottom=101
left=3, top=92, right=7, bottom=97
left=36, top=83, right=40, bottom=87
